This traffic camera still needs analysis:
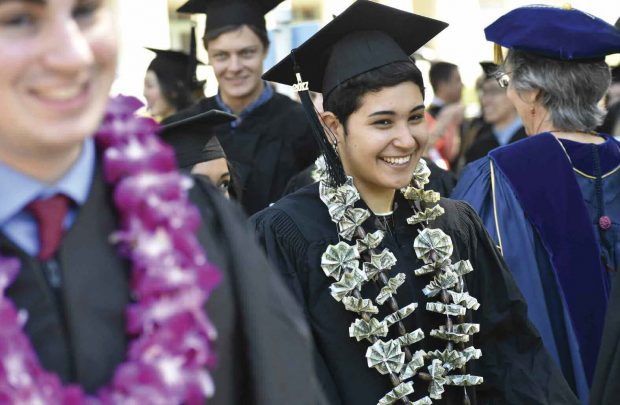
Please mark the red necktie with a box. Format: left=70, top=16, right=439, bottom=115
left=26, top=194, right=70, bottom=261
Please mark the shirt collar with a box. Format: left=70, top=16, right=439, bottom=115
left=494, top=117, right=523, bottom=146
left=430, top=97, right=446, bottom=107
left=0, top=138, right=95, bottom=226
left=215, top=81, right=274, bottom=127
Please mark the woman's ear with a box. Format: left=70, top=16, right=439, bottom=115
left=320, top=111, right=345, bottom=145
left=522, top=88, right=541, bottom=105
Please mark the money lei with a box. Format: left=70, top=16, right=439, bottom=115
left=319, top=159, right=483, bottom=405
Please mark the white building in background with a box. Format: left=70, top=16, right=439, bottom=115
left=113, top=0, right=619, bottom=106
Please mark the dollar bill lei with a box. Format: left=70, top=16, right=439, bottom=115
left=319, top=158, right=483, bottom=405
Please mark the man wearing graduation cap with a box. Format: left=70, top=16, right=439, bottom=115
left=175, top=0, right=319, bottom=215
left=253, top=1, right=576, bottom=404
left=452, top=5, right=620, bottom=403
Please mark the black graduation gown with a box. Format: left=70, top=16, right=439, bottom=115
left=251, top=183, right=577, bottom=405
left=590, top=270, right=620, bottom=405
left=283, top=158, right=456, bottom=198
left=425, top=158, right=456, bottom=197
left=175, top=93, right=319, bottom=215
left=464, top=124, right=526, bottom=164
left=3, top=167, right=326, bottom=404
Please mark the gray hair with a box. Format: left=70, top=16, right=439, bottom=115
left=505, top=50, right=610, bottom=131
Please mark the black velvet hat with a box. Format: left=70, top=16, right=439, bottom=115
left=159, top=110, right=235, bottom=168
left=177, top=0, right=283, bottom=35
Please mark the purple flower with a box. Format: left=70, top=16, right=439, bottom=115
left=0, top=92, right=221, bottom=404
left=103, top=137, right=176, bottom=183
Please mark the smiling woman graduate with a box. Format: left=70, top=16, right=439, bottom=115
left=250, top=1, right=576, bottom=404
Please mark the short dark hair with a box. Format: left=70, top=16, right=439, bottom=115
left=429, top=61, right=457, bottom=92
left=323, top=60, right=425, bottom=131
left=149, top=68, right=198, bottom=112
left=204, top=24, right=270, bottom=50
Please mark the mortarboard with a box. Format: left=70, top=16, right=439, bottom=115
left=147, top=26, right=205, bottom=94
left=479, top=61, right=498, bottom=78
left=177, top=0, right=283, bottom=35
left=485, top=5, right=620, bottom=63
left=147, top=48, right=204, bottom=87
left=263, top=0, right=447, bottom=99
left=159, top=110, right=235, bottom=169
left=262, top=0, right=447, bottom=186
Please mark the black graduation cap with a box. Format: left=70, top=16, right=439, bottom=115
left=177, top=0, right=283, bottom=35
left=262, top=0, right=448, bottom=99
left=146, top=47, right=205, bottom=93
left=479, top=61, right=498, bottom=78
left=159, top=110, right=236, bottom=169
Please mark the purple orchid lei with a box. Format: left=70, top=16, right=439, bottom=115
left=0, top=96, right=221, bottom=404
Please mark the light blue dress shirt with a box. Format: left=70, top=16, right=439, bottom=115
left=215, top=80, right=274, bottom=128
left=0, top=139, right=95, bottom=256
left=493, top=117, right=523, bottom=146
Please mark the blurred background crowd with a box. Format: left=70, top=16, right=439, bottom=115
left=113, top=0, right=620, bottom=179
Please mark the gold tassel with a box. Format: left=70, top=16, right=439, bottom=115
left=493, top=43, right=504, bottom=65
left=561, top=3, right=572, bottom=10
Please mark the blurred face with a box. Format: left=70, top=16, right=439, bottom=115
left=206, top=25, right=266, bottom=106
left=443, top=68, right=463, bottom=103
left=479, top=79, right=516, bottom=125
left=192, top=158, right=230, bottom=198
left=143, top=70, right=174, bottom=119
left=0, top=0, right=117, bottom=161
left=330, top=81, right=428, bottom=194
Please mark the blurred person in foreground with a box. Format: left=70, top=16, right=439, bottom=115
left=451, top=5, right=620, bottom=403
left=174, top=0, right=319, bottom=215
left=0, top=0, right=325, bottom=403
left=252, top=1, right=577, bottom=404
left=463, top=62, right=526, bottom=164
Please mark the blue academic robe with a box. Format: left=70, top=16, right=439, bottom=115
left=451, top=133, right=620, bottom=404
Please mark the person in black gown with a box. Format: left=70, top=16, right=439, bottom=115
left=174, top=0, right=319, bottom=215
left=0, top=1, right=325, bottom=403
left=143, top=44, right=204, bottom=122
left=251, top=1, right=576, bottom=404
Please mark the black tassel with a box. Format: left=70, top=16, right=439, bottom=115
left=291, top=50, right=347, bottom=186
left=188, top=25, right=199, bottom=86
